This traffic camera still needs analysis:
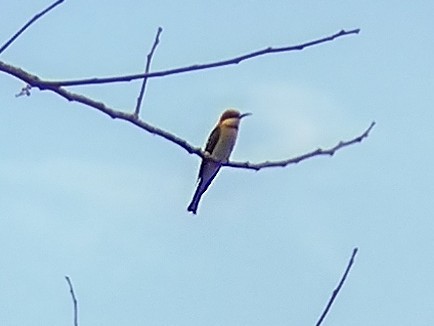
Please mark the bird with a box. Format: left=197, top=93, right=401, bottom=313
left=187, top=109, right=251, bottom=214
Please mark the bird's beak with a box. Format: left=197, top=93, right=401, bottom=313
left=239, top=112, right=252, bottom=119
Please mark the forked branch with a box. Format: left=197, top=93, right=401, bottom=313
left=0, top=2, right=370, bottom=170
left=0, top=60, right=374, bottom=169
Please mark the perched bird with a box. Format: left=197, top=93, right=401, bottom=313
left=187, top=109, right=251, bottom=214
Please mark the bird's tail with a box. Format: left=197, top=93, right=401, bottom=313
left=187, top=165, right=220, bottom=215
left=187, top=183, right=203, bottom=214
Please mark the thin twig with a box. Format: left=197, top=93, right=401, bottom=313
left=225, top=122, right=376, bottom=170
left=134, top=27, right=163, bottom=118
left=44, top=28, right=360, bottom=87
left=0, top=61, right=374, bottom=170
left=316, top=247, right=358, bottom=326
left=0, top=0, right=65, bottom=55
left=65, top=276, right=79, bottom=326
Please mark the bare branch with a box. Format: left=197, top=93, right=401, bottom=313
left=44, top=28, right=360, bottom=87
left=65, top=275, right=79, bottom=326
left=316, top=247, right=358, bottom=326
left=224, top=122, right=376, bottom=170
left=0, top=60, right=196, bottom=150
left=134, top=27, right=163, bottom=118
left=0, top=60, right=374, bottom=170
left=0, top=0, right=65, bottom=55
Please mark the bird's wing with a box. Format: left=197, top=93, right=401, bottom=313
left=204, top=125, right=220, bottom=154
left=197, top=125, right=220, bottom=181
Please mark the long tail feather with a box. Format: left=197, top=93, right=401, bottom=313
left=187, top=167, right=220, bottom=214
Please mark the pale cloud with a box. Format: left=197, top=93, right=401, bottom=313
left=240, top=82, right=351, bottom=160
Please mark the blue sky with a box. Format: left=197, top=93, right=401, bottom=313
left=1, top=1, right=434, bottom=325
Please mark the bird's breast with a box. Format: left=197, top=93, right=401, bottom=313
left=212, top=127, right=238, bottom=161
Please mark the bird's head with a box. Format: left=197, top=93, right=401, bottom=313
left=219, top=109, right=252, bottom=128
